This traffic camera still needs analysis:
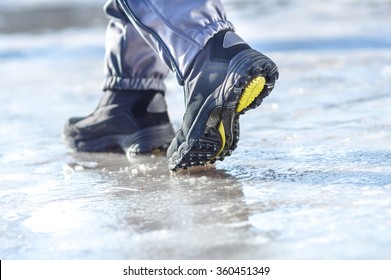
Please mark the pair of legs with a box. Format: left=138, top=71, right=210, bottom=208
left=63, top=0, right=279, bottom=171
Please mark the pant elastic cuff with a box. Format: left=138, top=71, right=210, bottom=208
left=103, top=76, right=167, bottom=92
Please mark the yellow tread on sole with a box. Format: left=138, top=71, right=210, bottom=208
left=211, top=121, right=226, bottom=160
left=210, top=76, right=265, bottom=162
left=236, top=76, right=266, bottom=113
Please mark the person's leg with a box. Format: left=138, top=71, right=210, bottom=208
left=103, top=0, right=169, bottom=92
left=63, top=0, right=175, bottom=154
left=117, top=0, right=235, bottom=83
left=118, top=0, right=279, bottom=170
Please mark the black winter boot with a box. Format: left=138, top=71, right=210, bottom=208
left=167, top=30, right=279, bottom=170
left=63, top=90, right=175, bottom=154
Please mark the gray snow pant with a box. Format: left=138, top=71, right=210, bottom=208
left=103, top=0, right=235, bottom=92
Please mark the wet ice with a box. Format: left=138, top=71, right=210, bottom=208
left=1, top=0, right=391, bottom=259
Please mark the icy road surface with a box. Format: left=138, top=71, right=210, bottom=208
left=1, top=0, right=391, bottom=259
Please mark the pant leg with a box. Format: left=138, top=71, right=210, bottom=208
left=103, top=0, right=170, bottom=92
left=117, top=0, right=235, bottom=84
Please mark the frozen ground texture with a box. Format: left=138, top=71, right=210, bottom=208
left=0, top=0, right=391, bottom=259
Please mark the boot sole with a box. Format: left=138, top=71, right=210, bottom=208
left=168, top=49, right=279, bottom=171
left=67, top=123, right=175, bottom=154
